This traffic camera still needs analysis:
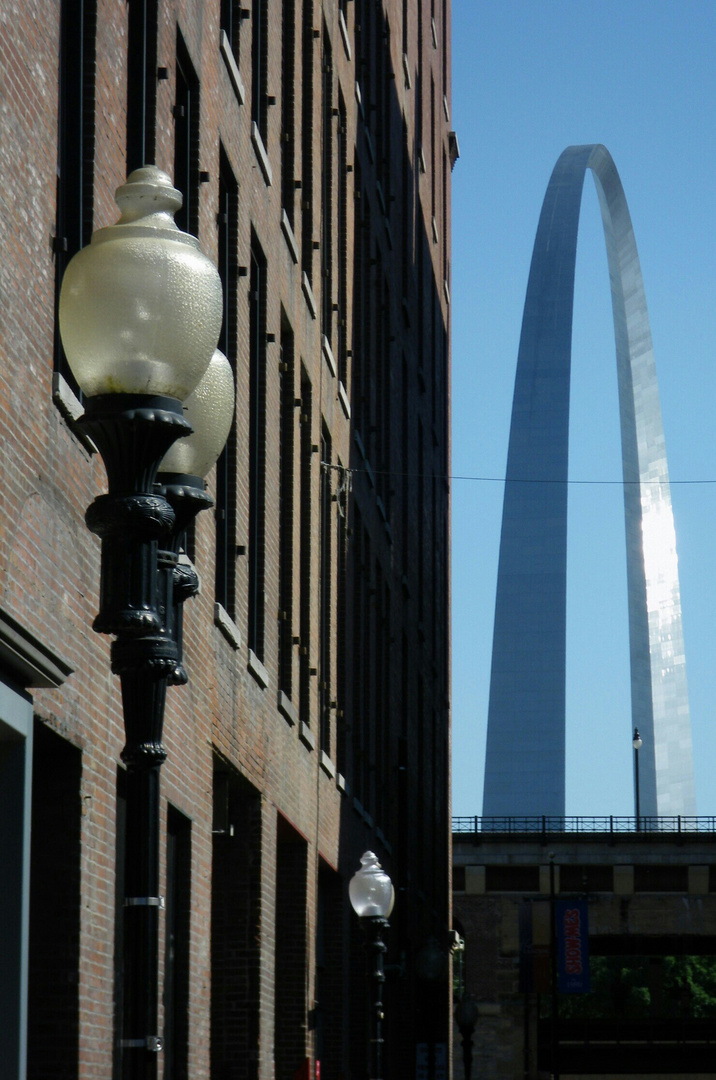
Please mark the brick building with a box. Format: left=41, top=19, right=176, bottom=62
left=0, top=1, right=453, bottom=1078
left=453, top=822, right=716, bottom=1080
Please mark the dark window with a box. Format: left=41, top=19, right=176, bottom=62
left=453, top=866, right=466, bottom=892
left=401, top=355, right=409, bottom=574
left=336, top=93, right=348, bottom=383
left=281, top=0, right=296, bottom=226
left=351, top=158, right=365, bottom=433
left=248, top=239, right=267, bottom=659
left=274, top=817, right=308, bottom=1080
left=54, top=0, right=96, bottom=398
left=299, top=367, right=313, bottom=726
left=301, top=0, right=314, bottom=280
left=486, top=865, right=541, bottom=892
left=417, top=418, right=425, bottom=622
left=441, top=0, right=448, bottom=95
left=126, top=0, right=158, bottom=170
left=211, top=763, right=262, bottom=1080
left=351, top=510, right=365, bottom=801
left=560, top=864, right=614, bottom=893
left=442, top=147, right=448, bottom=285
left=383, top=24, right=392, bottom=200
left=355, top=0, right=365, bottom=72
left=634, top=865, right=689, bottom=892
left=431, top=474, right=437, bottom=658
left=251, top=0, right=268, bottom=139
left=376, top=19, right=390, bottom=195
left=319, top=427, right=332, bottom=755
left=417, top=232, right=425, bottom=379
left=430, top=75, right=436, bottom=227
left=335, top=471, right=348, bottom=775
left=400, top=122, right=412, bottom=312
left=320, top=30, right=333, bottom=339
left=316, top=865, right=343, bottom=1077
left=215, top=153, right=239, bottom=616
left=375, top=572, right=389, bottom=826
left=363, top=222, right=376, bottom=463
left=278, top=319, right=296, bottom=697
left=431, top=284, right=439, bottom=429
left=164, top=807, right=191, bottom=1080
left=221, top=0, right=243, bottom=65
left=397, top=721, right=409, bottom=891
left=431, top=707, right=441, bottom=890
left=174, top=35, right=200, bottom=236
left=27, top=723, right=81, bottom=1080
left=417, top=675, right=425, bottom=879
left=417, top=0, right=424, bottom=99
left=362, top=0, right=373, bottom=106
left=377, top=274, right=391, bottom=507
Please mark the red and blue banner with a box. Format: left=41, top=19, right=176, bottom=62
left=555, top=899, right=590, bottom=993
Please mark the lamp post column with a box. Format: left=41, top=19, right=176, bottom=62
left=633, top=728, right=643, bottom=831
left=454, top=994, right=478, bottom=1080
left=79, top=396, right=190, bottom=1078
left=366, top=917, right=389, bottom=1080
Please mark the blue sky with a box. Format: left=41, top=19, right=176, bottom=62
left=450, top=2, right=716, bottom=818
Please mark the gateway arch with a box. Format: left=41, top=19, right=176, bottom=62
left=483, top=144, right=696, bottom=818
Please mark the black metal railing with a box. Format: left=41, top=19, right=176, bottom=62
left=452, top=815, right=716, bottom=836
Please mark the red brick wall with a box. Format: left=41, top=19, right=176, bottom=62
left=1, top=0, right=453, bottom=1074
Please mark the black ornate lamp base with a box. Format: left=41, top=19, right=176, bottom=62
left=77, top=393, right=196, bottom=1080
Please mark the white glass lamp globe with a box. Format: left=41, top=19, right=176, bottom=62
left=159, top=350, right=235, bottom=479
left=59, top=166, right=222, bottom=400
left=349, top=852, right=395, bottom=918
left=633, top=729, right=643, bottom=751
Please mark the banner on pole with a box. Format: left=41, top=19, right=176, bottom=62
left=555, top=899, right=590, bottom=993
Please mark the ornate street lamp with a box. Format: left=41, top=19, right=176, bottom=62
left=633, top=727, right=643, bottom=831
left=349, top=852, right=395, bottom=1080
left=59, top=166, right=231, bottom=1080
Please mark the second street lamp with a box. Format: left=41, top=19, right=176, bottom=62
left=349, top=852, right=395, bottom=1080
left=59, top=166, right=230, bottom=1080
left=158, top=347, right=236, bottom=684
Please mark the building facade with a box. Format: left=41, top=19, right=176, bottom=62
left=454, top=822, right=716, bottom=1080
left=483, top=145, right=695, bottom=819
left=0, top=1, right=453, bottom=1077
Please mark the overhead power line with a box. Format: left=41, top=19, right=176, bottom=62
left=334, top=463, right=716, bottom=487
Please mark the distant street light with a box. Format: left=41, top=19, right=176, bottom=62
left=349, top=852, right=395, bottom=1080
left=633, top=728, right=643, bottom=831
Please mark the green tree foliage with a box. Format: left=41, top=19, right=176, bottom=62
left=552, top=955, right=716, bottom=1021
left=663, top=955, right=716, bottom=1018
